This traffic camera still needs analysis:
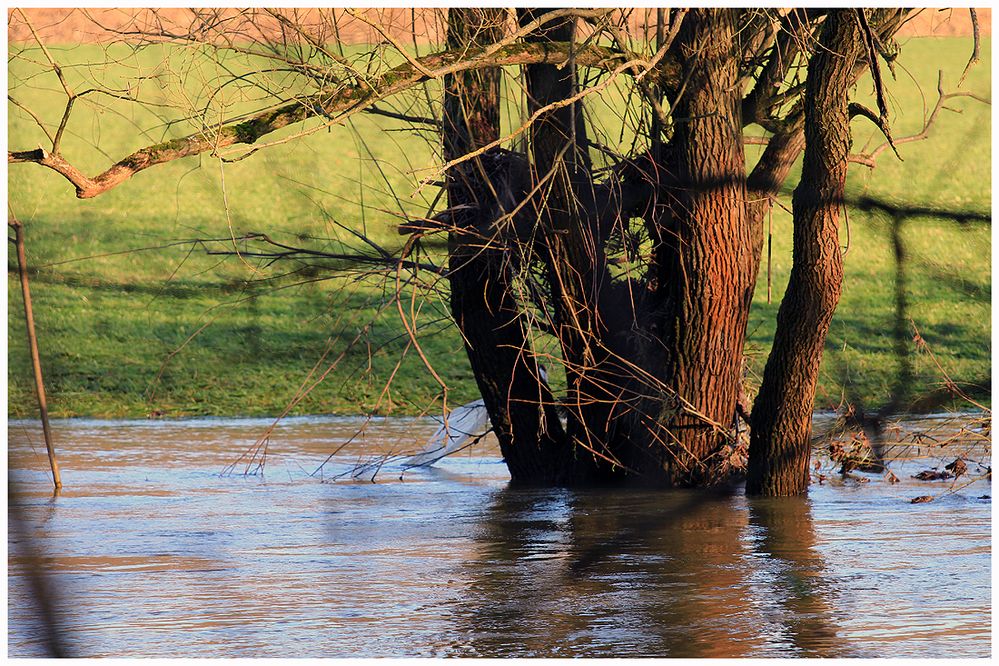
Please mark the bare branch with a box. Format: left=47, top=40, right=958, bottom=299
left=849, top=102, right=901, bottom=161
left=10, top=40, right=679, bottom=199
left=51, top=96, right=75, bottom=155
left=958, top=8, right=980, bottom=86
left=742, top=9, right=817, bottom=130
left=14, top=8, right=79, bottom=155
left=15, top=9, right=73, bottom=99
left=850, top=71, right=991, bottom=169
left=855, top=9, right=897, bottom=154
left=345, top=8, right=437, bottom=79
left=426, top=44, right=675, bottom=187
left=594, top=16, right=681, bottom=133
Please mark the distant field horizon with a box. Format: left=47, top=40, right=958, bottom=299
left=8, top=7, right=991, bottom=46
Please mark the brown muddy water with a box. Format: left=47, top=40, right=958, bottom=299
left=7, top=413, right=991, bottom=657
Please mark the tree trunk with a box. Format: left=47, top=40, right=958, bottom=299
left=746, top=10, right=862, bottom=496
left=445, top=8, right=570, bottom=485
left=644, top=9, right=754, bottom=486
left=518, top=8, right=622, bottom=483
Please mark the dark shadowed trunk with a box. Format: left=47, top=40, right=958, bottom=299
left=444, top=8, right=570, bottom=484
left=518, top=8, right=622, bottom=483
left=746, top=10, right=862, bottom=495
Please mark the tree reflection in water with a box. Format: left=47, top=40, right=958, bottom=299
left=450, top=486, right=844, bottom=658
left=745, top=496, right=841, bottom=657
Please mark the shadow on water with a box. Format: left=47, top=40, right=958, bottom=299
left=449, top=486, right=845, bottom=658
left=8, top=476, right=70, bottom=657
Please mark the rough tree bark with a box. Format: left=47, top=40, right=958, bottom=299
left=746, top=10, right=862, bottom=495
left=444, top=8, right=571, bottom=485
left=645, top=9, right=755, bottom=485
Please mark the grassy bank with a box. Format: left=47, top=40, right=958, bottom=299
left=8, top=37, right=990, bottom=418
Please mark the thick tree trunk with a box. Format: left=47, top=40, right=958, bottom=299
left=446, top=8, right=907, bottom=490
left=746, top=10, right=862, bottom=496
left=445, top=8, right=570, bottom=484
left=644, top=9, right=754, bottom=485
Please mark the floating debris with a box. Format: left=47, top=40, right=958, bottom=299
left=945, top=458, right=969, bottom=478
left=913, top=469, right=953, bottom=481
left=403, top=399, right=491, bottom=468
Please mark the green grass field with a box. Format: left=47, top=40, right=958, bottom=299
left=8, top=37, right=991, bottom=418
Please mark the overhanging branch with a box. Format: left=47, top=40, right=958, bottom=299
left=9, top=40, right=679, bottom=200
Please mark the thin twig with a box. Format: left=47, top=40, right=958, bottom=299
left=958, top=8, right=980, bottom=86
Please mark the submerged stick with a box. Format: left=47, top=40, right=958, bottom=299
left=10, top=219, right=62, bottom=490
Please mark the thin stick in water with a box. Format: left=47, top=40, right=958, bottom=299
left=9, top=217, right=62, bottom=490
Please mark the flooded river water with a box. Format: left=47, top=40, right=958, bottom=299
left=7, top=414, right=991, bottom=657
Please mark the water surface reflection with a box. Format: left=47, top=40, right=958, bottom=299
left=8, top=416, right=990, bottom=657
left=450, top=488, right=848, bottom=657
